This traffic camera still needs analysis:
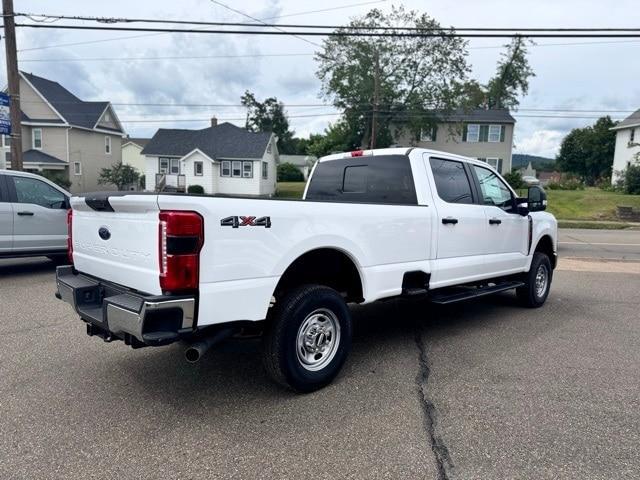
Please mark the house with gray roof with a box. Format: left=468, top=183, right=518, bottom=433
left=390, top=108, right=516, bottom=174
left=141, top=118, right=278, bottom=196
left=610, top=108, right=640, bottom=185
left=1, top=71, right=125, bottom=193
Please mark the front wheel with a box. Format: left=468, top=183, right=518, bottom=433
left=517, top=252, right=552, bottom=308
left=262, top=284, right=352, bottom=393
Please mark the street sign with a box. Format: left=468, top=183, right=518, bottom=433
left=0, top=92, right=11, bottom=135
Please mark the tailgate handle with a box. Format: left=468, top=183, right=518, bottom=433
left=17, top=211, right=34, bottom=216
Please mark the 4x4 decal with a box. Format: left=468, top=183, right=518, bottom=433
left=220, top=216, right=271, bottom=228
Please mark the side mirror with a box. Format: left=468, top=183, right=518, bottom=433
left=528, top=185, right=547, bottom=212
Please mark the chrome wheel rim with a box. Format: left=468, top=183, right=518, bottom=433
left=535, top=264, right=549, bottom=298
left=296, top=308, right=341, bottom=372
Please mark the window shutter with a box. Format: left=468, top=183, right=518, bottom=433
left=500, top=125, right=506, bottom=142
left=479, top=125, right=489, bottom=143
left=462, top=125, right=468, bottom=142
left=432, top=126, right=438, bottom=142
left=497, top=159, right=503, bottom=173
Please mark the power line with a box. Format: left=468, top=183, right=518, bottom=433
left=13, top=24, right=640, bottom=38
left=16, top=1, right=386, bottom=52
left=15, top=13, right=640, bottom=33
left=208, top=0, right=322, bottom=48
left=17, top=39, right=640, bottom=64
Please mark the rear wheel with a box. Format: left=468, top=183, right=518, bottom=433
left=517, top=252, right=552, bottom=308
left=262, top=284, right=352, bottom=393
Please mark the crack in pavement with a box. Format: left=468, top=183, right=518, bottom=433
left=414, top=323, right=454, bottom=480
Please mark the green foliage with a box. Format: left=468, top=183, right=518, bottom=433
left=556, top=116, right=617, bottom=185
left=307, top=120, right=363, bottom=158
left=277, top=162, right=304, bottom=182
left=187, top=184, right=205, bottom=194
left=502, top=170, right=526, bottom=190
left=485, top=37, right=535, bottom=109
left=39, top=170, right=71, bottom=190
left=98, top=163, right=140, bottom=191
left=315, top=5, right=470, bottom=148
left=241, top=90, right=297, bottom=154
left=624, top=163, right=640, bottom=194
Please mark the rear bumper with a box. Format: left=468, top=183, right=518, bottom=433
left=55, top=266, right=196, bottom=347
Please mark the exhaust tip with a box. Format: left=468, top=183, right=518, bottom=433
left=185, top=347, right=200, bottom=363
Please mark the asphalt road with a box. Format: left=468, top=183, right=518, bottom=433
left=559, top=228, right=640, bottom=261
left=1, top=229, right=639, bottom=479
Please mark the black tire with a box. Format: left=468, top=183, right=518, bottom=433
left=517, top=252, right=552, bottom=308
left=262, top=284, right=352, bottom=393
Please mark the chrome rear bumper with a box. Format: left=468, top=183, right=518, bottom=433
left=56, top=266, right=196, bottom=347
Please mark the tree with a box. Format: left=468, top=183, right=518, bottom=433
left=315, top=6, right=471, bottom=148
left=98, top=163, right=140, bottom=191
left=485, top=36, right=535, bottom=109
left=503, top=170, right=526, bottom=190
left=241, top=91, right=296, bottom=154
left=307, top=120, right=363, bottom=158
left=556, top=116, right=617, bottom=185
left=277, top=162, right=304, bottom=182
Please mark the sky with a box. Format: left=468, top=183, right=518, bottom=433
left=3, top=0, right=640, bottom=158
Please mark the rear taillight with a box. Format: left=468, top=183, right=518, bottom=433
left=158, top=211, right=204, bottom=293
left=67, top=209, right=73, bottom=264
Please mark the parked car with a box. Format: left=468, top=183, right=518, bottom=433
left=0, top=170, right=70, bottom=260
left=56, top=148, right=557, bottom=392
left=522, top=175, right=540, bottom=186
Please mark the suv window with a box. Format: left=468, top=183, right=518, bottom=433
left=12, top=176, right=66, bottom=209
left=429, top=158, right=473, bottom=204
left=306, top=155, right=417, bottom=205
left=472, top=165, right=514, bottom=211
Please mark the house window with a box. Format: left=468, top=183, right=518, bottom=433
left=105, top=136, right=111, bottom=154
left=631, top=129, right=636, bottom=143
left=243, top=161, right=253, bottom=178
left=420, top=126, right=437, bottom=142
left=170, top=158, right=180, bottom=174
left=267, top=143, right=272, bottom=154
left=221, top=160, right=231, bottom=177
left=159, top=157, right=170, bottom=174
left=488, top=125, right=501, bottom=143
left=73, top=162, right=82, bottom=175
left=5, top=151, right=11, bottom=166
left=194, top=161, right=203, bottom=176
left=33, top=128, right=42, bottom=149
left=262, top=161, right=268, bottom=180
left=232, top=161, right=242, bottom=177
left=465, top=124, right=479, bottom=143
left=104, top=112, right=111, bottom=123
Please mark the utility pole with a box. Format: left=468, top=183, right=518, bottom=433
left=3, top=0, right=23, bottom=170
left=370, top=50, right=379, bottom=150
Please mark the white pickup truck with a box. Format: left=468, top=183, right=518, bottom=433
left=56, top=147, right=557, bottom=392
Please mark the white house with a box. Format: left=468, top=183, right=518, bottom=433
left=141, top=119, right=278, bottom=195
left=279, top=154, right=318, bottom=180
left=121, top=137, right=149, bottom=174
left=611, top=108, right=640, bottom=185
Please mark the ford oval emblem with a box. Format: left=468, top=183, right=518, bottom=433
left=98, top=226, right=111, bottom=240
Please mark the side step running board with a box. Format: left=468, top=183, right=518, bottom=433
left=429, top=281, right=524, bottom=305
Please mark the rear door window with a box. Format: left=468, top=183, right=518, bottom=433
left=306, top=155, right=417, bottom=205
left=429, top=158, right=473, bottom=204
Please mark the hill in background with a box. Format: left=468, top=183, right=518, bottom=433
left=512, top=154, right=556, bottom=171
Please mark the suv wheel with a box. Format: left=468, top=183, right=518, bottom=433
left=262, top=284, right=352, bottom=393
left=517, top=252, right=552, bottom=308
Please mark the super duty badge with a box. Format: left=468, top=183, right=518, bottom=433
left=220, top=216, right=271, bottom=228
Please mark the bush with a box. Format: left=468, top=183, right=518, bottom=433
left=277, top=162, right=304, bottom=182
left=187, top=184, right=205, bottom=194
left=503, top=170, right=526, bottom=190
left=624, top=164, right=640, bottom=195
left=39, top=170, right=72, bottom=190
left=547, top=177, right=584, bottom=190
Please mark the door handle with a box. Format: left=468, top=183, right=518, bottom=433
left=489, top=218, right=502, bottom=225
left=442, top=217, right=458, bottom=225
left=17, top=211, right=34, bottom=216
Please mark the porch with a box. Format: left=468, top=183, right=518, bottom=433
left=155, top=173, right=186, bottom=192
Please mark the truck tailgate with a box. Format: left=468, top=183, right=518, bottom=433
left=71, top=194, right=162, bottom=295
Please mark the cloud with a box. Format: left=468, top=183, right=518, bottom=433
left=515, top=130, right=565, bottom=158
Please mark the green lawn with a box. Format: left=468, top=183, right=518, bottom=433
left=277, top=182, right=640, bottom=222
left=276, top=181, right=306, bottom=198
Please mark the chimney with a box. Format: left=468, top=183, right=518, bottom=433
left=211, top=116, right=218, bottom=127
